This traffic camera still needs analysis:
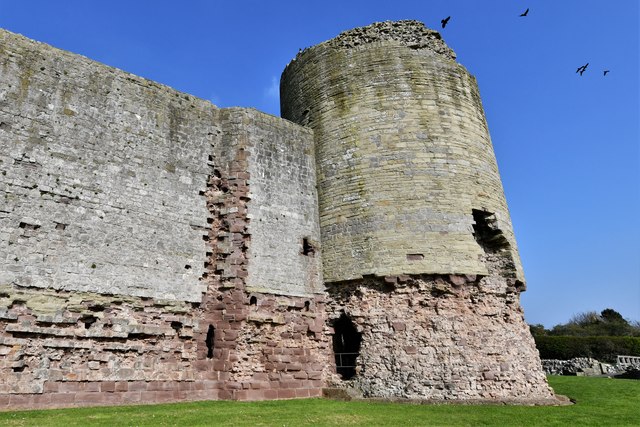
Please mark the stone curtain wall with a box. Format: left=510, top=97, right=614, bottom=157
left=0, top=29, right=213, bottom=302
left=281, top=20, right=524, bottom=283
left=0, top=29, right=329, bottom=409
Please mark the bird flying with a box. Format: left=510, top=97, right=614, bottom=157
left=576, top=63, right=589, bottom=76
left=520, top=8, right=529, bottom=17
left=441, top=16, right=451, bottom=28
left=603, top=70, right=610, bottom=76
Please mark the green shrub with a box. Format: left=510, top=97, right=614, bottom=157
left=534, top=336, right=640, bottom=362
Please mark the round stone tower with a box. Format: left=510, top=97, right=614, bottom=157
left=281, top=21, right=556, bottom=403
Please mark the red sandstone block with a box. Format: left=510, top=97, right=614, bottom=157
left=193, top=360, right=212, bottom=371
left=0, top=395, right=11, bottom=408
left=227, top=381, right=242, bottom=390
left=32, top=394, right=53, bottom=408
left=9, top=394, right=34, bottom=407
left=250, top=381, right=269, bottom=389
left=83, top=382, right=100, bottom=393
left=190, top=390, right=216, bottom=400
left=178, top=382, right=193, bottom=391
left=49, top=392, right=76, bottom=405
left=392, top=322, right=406, bottom=331
left=58, top=382, right=80, bottom=393
left=252, top=373, right=269, bottom=381
left=202, top=371, right=219, bottom=380
left=115, top=381, right=128, bottom=392
left=295, top=388, right=310, bottom=398
left=128, top=381, right=148, bottom=391
left=141, top=391, right=174, bottom=403
left=173, top=390, right=188, bottom=400
left=147, top=382, right=171, bottom=391
left=218, top=341, right=235, bottom=349
left=218, top=390, right=234, bottom=400
left=277, top=389, right=297, bottom=399
left=100, top=381, right=116, bottom=393
left=245, top=389, right=268, bottom=401
left=75, top=392, right=108, bottom=404
left=202, top=380, right=221, bottom=389
left=308, top=371, right=322, bottom=380
left=293, top=371, right=308, bottom=380
left=224, top=330, right=239, bottom=341
left=308, top=322, right=323, bottom=333
left=121, top=391, right=142, bottom=403
left=263, top=389, right=279, bottom=399
left=280, top=380, right=302, bottom=389
left=43, top=381, right=59, bottom=393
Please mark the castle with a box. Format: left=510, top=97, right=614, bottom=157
left=0, top=21, right=558, bottom=409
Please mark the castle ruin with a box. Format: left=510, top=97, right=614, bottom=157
left=0, top=21, right=557, bottom=409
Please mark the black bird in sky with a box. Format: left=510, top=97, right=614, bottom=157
left=520, top=8, right=529, bottom=17
left=603, top=70, right=610, bottom=76
left=441, top=16, right=451, bottom=28
left=576, top=63, right=589, bottom=76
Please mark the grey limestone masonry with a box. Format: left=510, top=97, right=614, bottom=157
left=281, top=20, right=524, bottom=284
left=0, top=20, right=560, bottom=410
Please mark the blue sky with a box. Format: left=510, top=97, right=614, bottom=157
left=1, top=0, right=638, bottom=327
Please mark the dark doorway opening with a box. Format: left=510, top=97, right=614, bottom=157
left=332, top=312, right=362, bottom=380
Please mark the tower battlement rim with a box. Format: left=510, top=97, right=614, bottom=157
left=289, top=20, right=456, bottom=66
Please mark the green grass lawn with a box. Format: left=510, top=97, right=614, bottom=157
left=1, top=377, right=638, bottom=426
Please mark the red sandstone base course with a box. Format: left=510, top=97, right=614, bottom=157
left=0, top=383, right=324, bottom=411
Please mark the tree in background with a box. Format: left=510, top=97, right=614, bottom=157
left=531, top=308, right=640, bottom=337
left=530, top=309, right=640, bottom=361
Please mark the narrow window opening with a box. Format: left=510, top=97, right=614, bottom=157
left=205, top=324, right=215, bottom=359
left=302, top=237, right=315, bottom=256
left=332, top=312, right=362, bottom=380
left=249, top=296, right=257, bottom=306
left=304, top=300, right=311, bottom=311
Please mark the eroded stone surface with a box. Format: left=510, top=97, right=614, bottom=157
left=0, top=20, right=555, bottom=409
left=326, top=274, right=554, bottom=401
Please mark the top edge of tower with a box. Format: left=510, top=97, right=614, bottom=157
left=289, top=20, right=456, bottom=66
